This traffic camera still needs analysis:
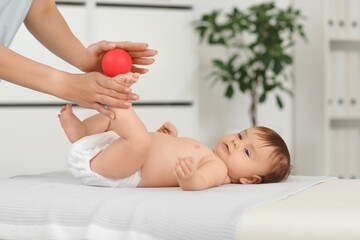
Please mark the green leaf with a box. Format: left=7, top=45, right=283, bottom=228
left=225, top=84, right=234, bottom=98
left=212, top=59, right=226, bottom=70
left=208, top=33, right=227, bottom=45
left=259, top=93, right=266, bottom=103
left=227, top=54, right=238, bottom=68
left=264, top=83, right=279, bottom=91
left=261, top=54, right=271, bottom=69
left=273, top=60, right=283, bottom=75
left=237, top=68, right=249, bottom=93
left=281, top=54, right=292, bottom=64
left=222, top=75, right=229, bottom=83
left=276, top=95, right=283, bottom=109
left=238, top=80, right=250, bottom=93
left=202, top=14, right=210, bottom=22
left=195, top=26, right=208, bottom=41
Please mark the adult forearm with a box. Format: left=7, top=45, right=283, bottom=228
left=24, top=0, right=85, bottom=70
left=0, top=45, right=68, bottom=98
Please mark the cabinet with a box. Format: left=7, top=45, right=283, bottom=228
left=324, top=0, right=360, bottom=178
left=0, top=0, right=198, bottom=178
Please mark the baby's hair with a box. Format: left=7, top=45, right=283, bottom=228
left=253, top=126, right=291, bottom=183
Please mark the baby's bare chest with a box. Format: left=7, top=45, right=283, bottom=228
left=139, top=133, right=219, bottom=187
left=152, top=134, right=212, bottom=161
left=144, top=134, right=213, bottom=170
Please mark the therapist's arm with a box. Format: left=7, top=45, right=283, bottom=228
left=24, top=0, right=85, bottom=70
left=0, top=45, right=136, bottom=118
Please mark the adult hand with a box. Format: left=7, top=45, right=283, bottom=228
left=78, top=40, right=158, bottom=74
left=62, top=72, right=140, bottom=119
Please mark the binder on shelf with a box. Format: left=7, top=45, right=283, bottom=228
left=346, top=128, right=359, bottom=179
left=328, top=128, right=336, bottom=176
left=335, top=0, right=349, bottom=35
left=334, top=128, right=348, bottom=178
left=355, top=128, right=360, bottom=179
left=328, top=0, right=337, bottom=36
left=346, top=52, right=360, bottom=115
left=333, top=50, right=347, bottom=115
left=348, top=0, right=360, bottom=36
left=328, top=51, right=337, bottom=116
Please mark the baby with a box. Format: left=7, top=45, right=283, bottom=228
left=59, top=73, right=291, bottom=191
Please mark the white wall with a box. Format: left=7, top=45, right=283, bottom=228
left=293, top=0, right=325, bottom=175
left=1, top=0, right=326, bottom=178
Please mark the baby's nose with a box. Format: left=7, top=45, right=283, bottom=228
left=233, top=139, right=239, bottom=148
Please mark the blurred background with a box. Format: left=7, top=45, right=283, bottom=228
left=0, top=0, right=358, bottom=180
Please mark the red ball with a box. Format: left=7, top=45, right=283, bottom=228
left=101, top=49, right=132, bottom=77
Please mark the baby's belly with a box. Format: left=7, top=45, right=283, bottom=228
left=138, top=133, right=213, bottom=187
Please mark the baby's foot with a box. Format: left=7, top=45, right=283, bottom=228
left=112, top=72, right=140, bottom=87
left=58, top=104, right=86, bottom=143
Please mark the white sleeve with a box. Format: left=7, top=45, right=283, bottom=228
left=0, top=0, right=33, bottom=47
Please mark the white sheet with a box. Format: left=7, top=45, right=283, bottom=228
left=0, top=171, right=334, bottom=240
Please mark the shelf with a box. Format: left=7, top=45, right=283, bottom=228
left=328, top=115, right=360, bottom=120
left=329, top=36, right=360, bottom=43
left=329, top=117, right=360, bottom=128
left=323, top=0, right=360, bottom=179
left=329, top=37, right=360, bottom=50
left=94, top=0, right=193, bottom=8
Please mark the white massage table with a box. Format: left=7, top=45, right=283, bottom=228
left=0, top=171, right=359, bottom=240
left=237, top=179, right=360, bottom=240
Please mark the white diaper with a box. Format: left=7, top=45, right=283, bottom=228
left=67, top=131, right=141, bottom=188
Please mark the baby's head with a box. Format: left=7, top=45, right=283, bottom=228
left=214, top=126, right=291, bottom=184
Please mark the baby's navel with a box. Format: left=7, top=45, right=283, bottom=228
left=194, top=144, right=200, bottom=149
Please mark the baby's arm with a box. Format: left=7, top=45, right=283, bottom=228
left=156, top=122, right=178, bottom=137
left=174, top=156, right=228, bottom=191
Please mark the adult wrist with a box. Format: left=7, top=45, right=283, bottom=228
left=53, top=71, right=73, bottom=101
left=75, top=45, right=88, bottom=72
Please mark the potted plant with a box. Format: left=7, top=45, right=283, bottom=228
left=194, top=2, right=307, bottom=126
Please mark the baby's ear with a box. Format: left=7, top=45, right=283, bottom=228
left=239, top=175, right=262, bottom=184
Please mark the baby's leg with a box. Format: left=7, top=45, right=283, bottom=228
left=58, top=104, right=88, bottom=143
left=90, top=107, right=151, bottom=179
left=58, top=104, right=111, bottom=143
left=59, top=72, right=139, bottom=143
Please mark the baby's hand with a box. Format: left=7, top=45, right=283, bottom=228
left=173, top=157, right=196, bottom=181
left=156, top=122, right=178, bottom=137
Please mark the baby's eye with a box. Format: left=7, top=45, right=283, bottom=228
left=244, top=148, right=250, bottom=157
left=238, top=133, right=242, bottom=140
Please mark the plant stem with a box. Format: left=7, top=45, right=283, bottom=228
left=250, top=82, right=257, bottom=126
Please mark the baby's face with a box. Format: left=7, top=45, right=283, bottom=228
left=214, top=127, right=274, bottom=183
